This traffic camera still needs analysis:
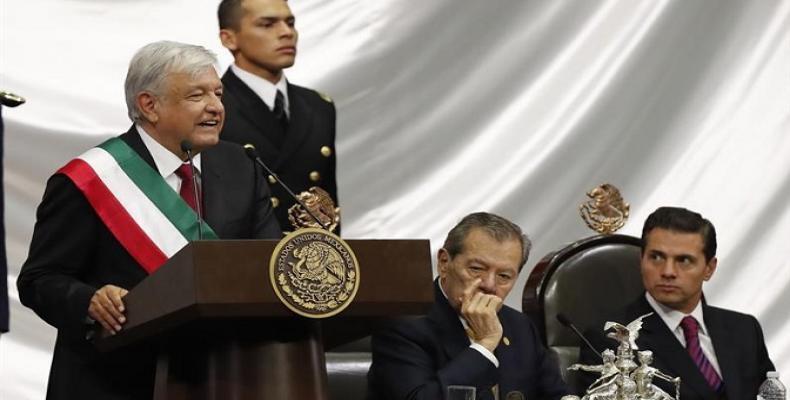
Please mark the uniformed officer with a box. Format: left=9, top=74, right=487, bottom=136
left=217, top=0, right=339, bottom=233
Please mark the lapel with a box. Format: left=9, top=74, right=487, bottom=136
left=221, top=69, right=283, bottom=159
left=199, top=148, right=225, bottom=234
left=428, top=280, right=472, bottom=361
left=704, top=304, right=739, bottom=399
left=491, top=309, right=512, bottom=368
left=631, top=296, right=719, bottom=399
left=119, top=125, right=156, bottom=170
left=275, top=83, right=314, bottom=168
left=491, top=314, right=513, bottom=398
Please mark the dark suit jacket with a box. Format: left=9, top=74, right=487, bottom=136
left=220, top=69, right=338, bottom=233
left=368, top=280, right=569, bottom=400
left=577, top=295, right=775, bottom=400
left=17, top=126, right=281, bottom=399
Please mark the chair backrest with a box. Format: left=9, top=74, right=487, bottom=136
left=522, top=234, right=644, bottom=388
left=326, top=337, right=371, bottom=400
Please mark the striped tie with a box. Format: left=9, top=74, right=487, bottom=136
left=680, top=316, right=723, bottom=391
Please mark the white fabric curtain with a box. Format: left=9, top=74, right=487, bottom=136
left=2, top=0, right=789, bottom=397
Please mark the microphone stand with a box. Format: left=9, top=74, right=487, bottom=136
left=243, top=144, right=328, bottom=231
left=557, top=313, right=602, bottom=359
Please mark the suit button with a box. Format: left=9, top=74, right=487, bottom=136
left=268, top=175, right=277, bottom=184
left=309, top=171, right=321, bottom=182
left=271, top=197, right=280, bottom=208
left=320, top=146, right=332, bottom=157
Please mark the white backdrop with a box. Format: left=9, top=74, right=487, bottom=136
left=2, top=0, right=789, bottom=398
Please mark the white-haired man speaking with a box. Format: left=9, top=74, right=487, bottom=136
left=18, top=41, right=281, bottom=399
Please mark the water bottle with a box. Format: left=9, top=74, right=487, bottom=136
left=758, top=371, right=786, bottom=400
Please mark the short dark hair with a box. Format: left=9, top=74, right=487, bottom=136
left=218, top=0, right=244, bottom=30
left=641, top=206, right=717, bottom=262
left=443, top=212, right=531, bottom=270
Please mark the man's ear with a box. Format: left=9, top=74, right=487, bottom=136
left=437, top=248, right=450, bottom=278
left=703, top=257, right=717, bottom=281
left=219, top=29, right=238, bottom=51
left=136, top=92, right=159, bottom=124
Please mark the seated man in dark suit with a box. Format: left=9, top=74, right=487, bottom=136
left=17, top=41, right=281, bottom=399
left=577, top=206, right=775, bottom=399
left=368, top=212, right=569, bottom=400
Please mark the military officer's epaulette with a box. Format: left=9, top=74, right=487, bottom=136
left=316, top=90, right=333, bottom=103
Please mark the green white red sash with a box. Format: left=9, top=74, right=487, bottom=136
left=58, top=137, right=217, bottom=274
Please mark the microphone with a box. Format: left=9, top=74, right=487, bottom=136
left=556, top=313, right=602, bottom=360
left=243, top=143, right=328, bottom=231
left=180, top=140, right=204, bottom=240
left=0, top=91, right=26, bottom=107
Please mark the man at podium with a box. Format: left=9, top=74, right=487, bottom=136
left=577, top=206, right=775, bottom=399
left=17, top=41, right=281, bottom=400
left=368, top=212, right=569, bottom=400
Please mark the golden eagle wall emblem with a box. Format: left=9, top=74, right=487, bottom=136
left=270, top=228, right=359, bottom=318
left=579, top=183, right=630, bottom=234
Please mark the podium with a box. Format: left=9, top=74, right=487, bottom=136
left=96, top=239, right=433, bottom=400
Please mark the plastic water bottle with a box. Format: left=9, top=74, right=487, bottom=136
left=758, top=371, right=786, bottom=400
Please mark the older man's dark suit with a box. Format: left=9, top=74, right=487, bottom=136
left=577, top=295, right=774, bottom=400
left=17, top=126, right=282, bottom=400
left=368, top=280, right=569, bottom=400
left=220, top=69, right=338, bottom=233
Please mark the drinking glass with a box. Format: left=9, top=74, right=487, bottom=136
left=446, top=385, right=476, bottom=400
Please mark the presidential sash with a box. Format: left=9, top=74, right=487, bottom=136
left=58, top=137, right=217, bottom=274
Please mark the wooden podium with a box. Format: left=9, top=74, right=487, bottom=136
left=96, top=239, right=433, bottom=400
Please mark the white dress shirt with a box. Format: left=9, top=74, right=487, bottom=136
left=230, top=64, right=290, bottom=118
left=136, top=125, right=201, bottom=192
left=645, top=292, right=722, bottom=376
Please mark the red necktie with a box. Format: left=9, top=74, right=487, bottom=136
left=680, top=316, right=723, bottom=391
left=174, top=163, right=199, bottom=212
